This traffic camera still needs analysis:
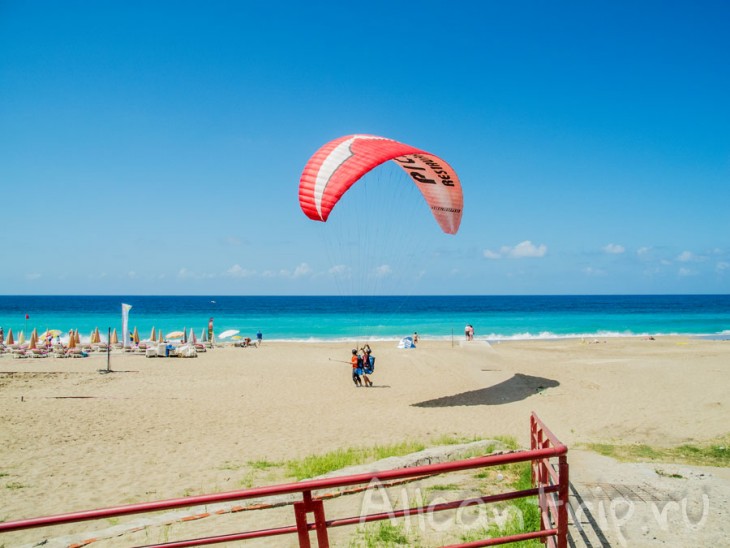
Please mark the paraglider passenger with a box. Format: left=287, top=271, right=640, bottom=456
left=351, top=349, right=363, bottom=387
left=362, top=348, right=374, bottom=387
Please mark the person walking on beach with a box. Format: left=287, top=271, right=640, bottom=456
left=351, top=349, right=363, bottom=387
left=256, top=329, right=263, bottom=346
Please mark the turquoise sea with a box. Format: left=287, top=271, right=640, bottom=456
left=0, top=295, right=728, bottom=343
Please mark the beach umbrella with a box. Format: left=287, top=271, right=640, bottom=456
left=190, top=328, right=196, bottom=344
left=74, top=329, right=81, bottom=345
left=182, top=327, right=188, bottom=343
left=68, top=330, right=76, bottom=349
left=132, top=326, right=139, bottom=344
left=166, top=330, right=185, bottom=339
left=111, top=328, right=119, bottom=344
left=29, top=330, right=37, bottom=350
left=94, top=327, right=101, bottom=344
left=6, top=328, right=14, bottom=345
left=158, top=330, right=164, bottom=343
left=201, top=328, right=207, bottom=342
left=19, top=331, right=26, bottom=344
left=150, top=327, right=156, bottom=342
left=219, top=329, right=239, bottom=339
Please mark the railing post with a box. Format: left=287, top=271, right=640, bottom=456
left=294, top=490, right=330, bottom=548
left=557, top=455, right=569, bottom=548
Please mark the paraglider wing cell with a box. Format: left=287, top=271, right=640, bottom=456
left=299, top=134, right=463, bottom=234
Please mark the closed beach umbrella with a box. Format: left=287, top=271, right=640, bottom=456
left=68, top=330, right=76, bottom=349
left=74, top=329, right=81, bottom=345
left=158, top=330, right=164, bottom=343
left=6, top=328, right=14, bottom=345
left=132, top=326, right=139, bottom=344
left=201, top=328, right=207, bottom=342
left=111, top=328, right=119, bottom=344
left=182, top=327, right=187, bottom=343
left=94, top=327, right=101, bottom=344
left=19, top=331, right=26, bottom=344
left=29, top=330, right=37, bottom=350
left=150, top=327, right=156, bottom=342
left=190, top=328, right=196, bottom=344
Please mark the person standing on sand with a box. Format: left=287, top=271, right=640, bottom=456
left=351, top=349, right=363, bottom=387
left=361, top=348, right=374, bottom=387
left=257, top=329, right=263, bottom=346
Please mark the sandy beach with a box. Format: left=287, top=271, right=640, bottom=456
left=1, top=337, right=729, bottom=546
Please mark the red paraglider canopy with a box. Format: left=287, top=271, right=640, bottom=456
left=299, top=134, right=463, bottom=234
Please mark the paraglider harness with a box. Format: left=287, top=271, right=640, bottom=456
left=363, top=354, right=375, bottom=375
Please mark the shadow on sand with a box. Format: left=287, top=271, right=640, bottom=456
left=412, top=373, right=559, bottom=408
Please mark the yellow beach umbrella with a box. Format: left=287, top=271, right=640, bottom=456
left=158, top=330, right=164, bottom=343
left=111, top=328, right=119, bottom=344
left=150, top=327, right=156, bottom=342
left=166, top=330, right=185, bottom=339
left=29, top=330, right=37, bottom=350
left=18, top=331, right=26, bottom=344
left=94, top=327, right=101, bottom=344
left=68, top=330, right=76, bottom=349
left=132, top=326, right=139, bottom=344
left=74, top=329, right=81, bottom=345
left=6, top=328, right=14, bottom=345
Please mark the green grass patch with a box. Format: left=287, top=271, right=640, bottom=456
left=285, top=436, right=500, bottom=480
left=350, top=521, right=417, bottom=547
left=286, top=441, right=429, bottom=480
left=428, top=483, right=460, bottom=491
left=247, top=459, right=282, bottom=470
left=492, top=435, right=519, bottom=451
left=583, top=435, right=730, bottom=468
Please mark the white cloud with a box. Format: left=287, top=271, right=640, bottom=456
left=676, top=251, right=701, bottom=263
left=178, top=268, right=194, bottom=279
left=509, top=241, right=547, bottom=258
left=127, top=271, right=138, bottom=279
left=25, top=272, right=41, bottom=280
left=582, top=266, right=606, bottom=276
left=293, top=263, right=312, bottom=278
left=678, top=267, right=697, bottom=277
left=225, top=264, right=255, bottom=278
left=483, top=240, right=547, bottom=259
left=374, top=264, right=392, bottom=278
left=328, top=264, right=350, bottom=277
left=637, top=247, right=651, bottom=256
left=603, top=243, right=625, bottom=254
left=717, top=261, right=729, bottom=273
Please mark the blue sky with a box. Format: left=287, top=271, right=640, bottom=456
left=1, top=1, right=728, bottom=295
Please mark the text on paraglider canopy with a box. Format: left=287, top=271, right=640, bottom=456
left=395, top=155, right=456, bottom=187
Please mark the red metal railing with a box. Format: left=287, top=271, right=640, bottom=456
left=1, top=412, right=568, bottom=547
left=530, top=413, right=569, bottom=548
